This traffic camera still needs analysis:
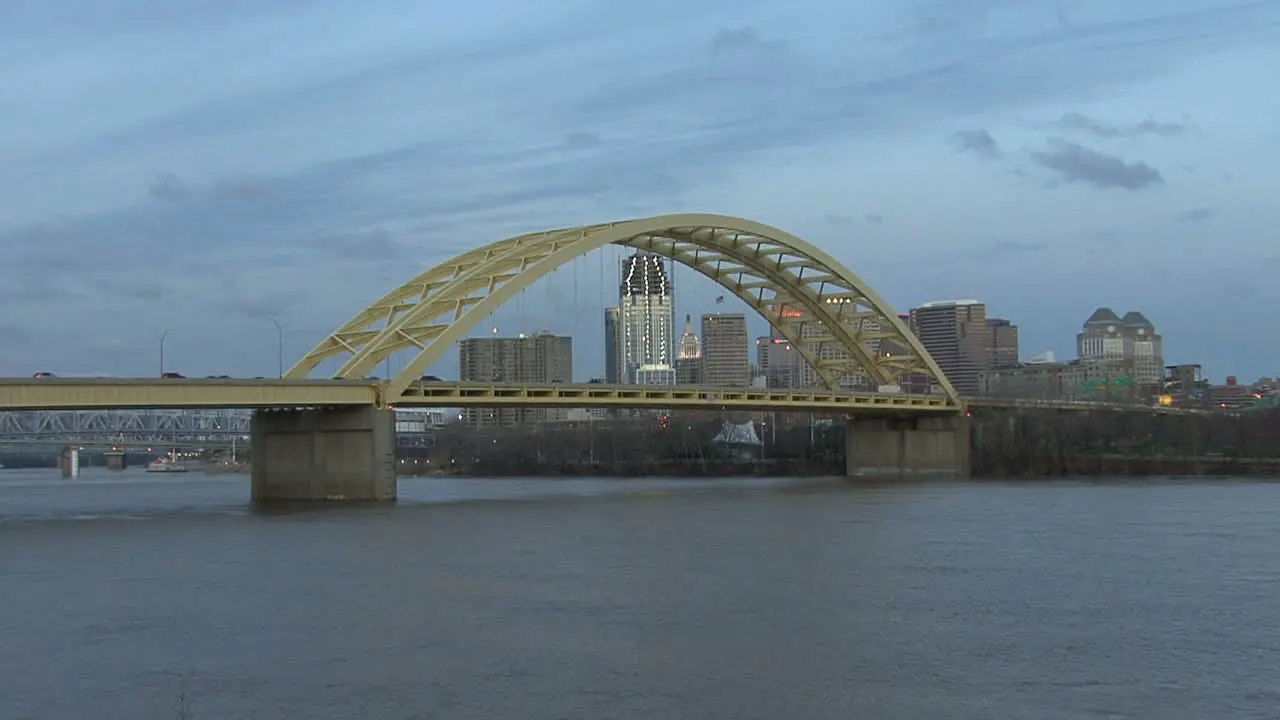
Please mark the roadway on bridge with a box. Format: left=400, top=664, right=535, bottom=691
left=0, top=377, right=956, bottom=414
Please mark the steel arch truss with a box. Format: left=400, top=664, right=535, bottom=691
left=289, top=214, right=960, bottom=406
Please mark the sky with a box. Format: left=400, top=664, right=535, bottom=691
left=2, top=0, right=1278, bottom=383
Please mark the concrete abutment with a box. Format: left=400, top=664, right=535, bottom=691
left=846, top=413, right=971, bottom=480
left=250, top=406, right=396, bottom=502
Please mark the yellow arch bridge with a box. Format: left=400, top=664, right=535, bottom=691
left=0, top=214, right=1037, bottom=499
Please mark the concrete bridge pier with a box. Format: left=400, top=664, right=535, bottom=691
left=250, top=407, right=396, bottom=502
left=846, top=414, right=971, bottom=479
left=105, top=451, right=127, bottom=471
left=58, top=447, right=81, bottom=479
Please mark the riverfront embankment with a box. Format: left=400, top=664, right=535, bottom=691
left=7, top=406, right=1276, bottom=480
left=402, top=407, right=1280, bottom=478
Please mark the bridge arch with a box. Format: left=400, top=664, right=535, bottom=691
left=287, top=214, right=960, bottom=405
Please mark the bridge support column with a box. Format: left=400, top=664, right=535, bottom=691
left=105, top=452, right=127, bottom=471
left=59, top=447, right=81, bottom=479
left=250, top=407, right=396, bottom=502
left=846, top=414, right=970, bottom=480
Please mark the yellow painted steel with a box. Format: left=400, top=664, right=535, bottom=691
left=0, top=379, right=947, bottom=413
left=394, top=382, right=956, bottom=413
left=288, top=214, right=961, bottom=406
left=0, top=379, right=1202, bottom=415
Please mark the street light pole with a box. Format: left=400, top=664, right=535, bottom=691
left=159, top=329, right=173, bottom=377
left=267, top=318, right=283, bottom=378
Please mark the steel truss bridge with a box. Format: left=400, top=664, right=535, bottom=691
left=288, top=213, right=962, bottom=406
left=0, top=213, right=1187, bottom=417
left=0, top=214, right=968, bottom=414
left=0, top=409, right=249, bottom=444
left=0, top=408, right=438, bottom=449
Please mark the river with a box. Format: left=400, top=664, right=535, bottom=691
left=1, top=467, right=1277, bottom=719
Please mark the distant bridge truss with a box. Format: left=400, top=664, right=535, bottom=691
left=0, top=408, right=436, bottom=450
left=0, top=409, right=251, bottom=445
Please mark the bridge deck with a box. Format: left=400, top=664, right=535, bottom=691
left=0, top=378, right=957, bottom=413
left=0, top=378, right=1209, bottom=415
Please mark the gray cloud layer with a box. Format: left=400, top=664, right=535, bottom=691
left=952, top=129, right=1001, bottom=159
left=1054, top=111, right=1188, bottom=139
left=1, top=0, right=1278, bottom=377
left=1031, top=140, right=1165, bottom=189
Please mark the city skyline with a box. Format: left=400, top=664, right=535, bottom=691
left=2, top=1, right=1278, bottom=380
left=448, top=293, right=1268, bottom=396
left=2, top=256, right=1265, bottom=386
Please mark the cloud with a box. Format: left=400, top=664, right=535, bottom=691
left=1, top=0, right=1279, bottom=379
left=952, top=129, right=1001, bottom=159
left=1053, top=111, right=1189, bottom=139
left=148, top=173, right=190, bottom=203
left=1174, top=207, right=1215, bottom=223
left=709, top=27, right=788, bottom=57
left=1030, top=140, right=1165, bottom=190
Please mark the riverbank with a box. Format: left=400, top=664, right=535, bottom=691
left=398, top=454, right=1280, bottom=479
left=974, top=454, right=1280, bottom=478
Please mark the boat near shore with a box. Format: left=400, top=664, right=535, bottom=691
left=145, top=457, right=190, bottom=474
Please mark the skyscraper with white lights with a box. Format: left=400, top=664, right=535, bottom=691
left=618, top=253, right=674, bottom=383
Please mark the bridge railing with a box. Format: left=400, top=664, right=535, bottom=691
left=394, top=381, right=957, bottom=411
left=964, top=395, right=1237, bottom=415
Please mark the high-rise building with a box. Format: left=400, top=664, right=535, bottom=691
left=618, top=253, right=674, bottom=383
left=756, top=336, right=803, bottom=388
left=909, top=299, right=988, bottom=396
left=458, top=332, right=573, bottom=426
left=1077, top=308, right=1126, bottom=359
left=986, top=318, right=1019, bottom=369
left=768, top=302, right=805, bottom=337
left=1076, top=308, right=1164, bottom=386
left=888, top=312, right=933, bottom=393
left=675, top=314, right=703, bottom=385
left=603, top=307, right=620, bottom=383
left=701, top=313, right=749, bottom=386
left=635, top=364, right=677, bottom=385
left=635, top=363, right=677, bottom=416
left=782, top=298, right=884, bottom=391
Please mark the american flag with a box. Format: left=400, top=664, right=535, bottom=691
left=714, top=295, right=724, bottom=304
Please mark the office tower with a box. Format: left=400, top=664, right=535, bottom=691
left=604, top=307, right=620, bottom=383
left=618, top=253, right=674, bottom=383
left=884, top=312, right=931, bottom=393
left=701, top=313, right=749, bottom=386
left=795, top=321, right=883, bottom=391
left=768, top=302, right=805, bottom=338
left=768, top=300, right=867, bottom=390
left=634, top=365, right=677, bottom=385
left=986, top=318, right=1019, bottom=369
left=1076, top=308, right=1164, bottom=385
left=677, top=313, right=701, bottom=361
left=756, top=336, right=803, bottom=389
left=909, top=299, right=987, bottom=396
left=458, top=332, right=573, bottom=426
left=675, top=313, right=703, bottom=384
